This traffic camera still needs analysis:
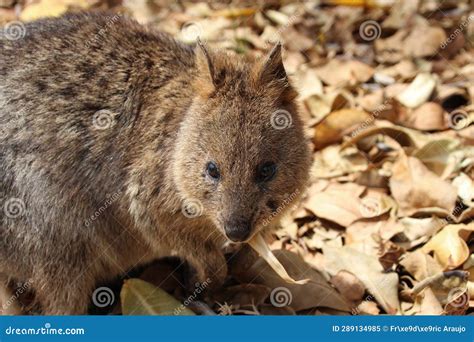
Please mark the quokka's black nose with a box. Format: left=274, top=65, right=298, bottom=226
left=224, top=220, right=252, bottom=242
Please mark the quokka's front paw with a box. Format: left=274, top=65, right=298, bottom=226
left=183, top=247, right=227, bottom=297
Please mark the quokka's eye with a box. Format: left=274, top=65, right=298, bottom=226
left=256, top=162, right=277, bottom=183
left=206, top=161, right=220, bottom=181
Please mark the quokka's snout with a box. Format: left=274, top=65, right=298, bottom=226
left=223, top=217, right=252, bottom=242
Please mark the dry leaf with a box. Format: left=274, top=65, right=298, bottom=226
left=265, top=10, right=289, bottom=26
left=178, top=17, right=230, bottom=43
left=211, top=8, right=256, bottom=18
left=453, top=173, right=474, bottom=207
left=414, top=287, right=444, bottom=315
left=408, top=270, right=469, bottom=314
left=403, top=25, right=446, bottom=58
left=322, top=0, right=396, bottom=8
left=374, top=30, right=407, bottom=63
left=311, top=145, right=368, bottom=178
left=232, top=249, right=351, bottom=312
left=305, top=96, right=332, bottom=120
left=314, top=59, right=374, bottom=87
left=342, top=120, right=431, bottom=149
left=323, top=246, right=400, bottom=314
left=121, top=279, right=195, bottom=315
left=330, top=270, right=365, bottom=302
left=382, top=0, right=419, bottom=29
left=20, top=0, right=92, bottom=21
left=422, top=223, right=474, bottom=269
left=346, top=218, right=402, bottom=256
left=406, top=102, right=446, bottom=131
left=354, top=300, right=380, bottom=315
left=123, top=0, right=158, bottom=24
left=413, top=139, right=460, bottom=178
left=248, top=234, right=308, bottom=285
left=313, top=109, right=371, bottom=149
left=396, top=73, right=437, bottom=108
left=389, top=153, right=458, bottom=216
left=394, top=216, right=446, bottom=249
left=281, top=27, right=315, bottom=52
left=305, top=182, right=367, bottom=227
left=380, top=59, right=418, bottom=80
left=400, top=250, right=443, bottom=281
left=295, top=67, right=324, bottom=100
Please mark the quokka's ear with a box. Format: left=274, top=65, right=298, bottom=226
left=195, top=39, right=217, bottom=87
left=253, top=42, right=296, bottom=102
left=257, top=42, right=288, bottom=84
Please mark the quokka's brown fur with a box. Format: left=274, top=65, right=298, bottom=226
left=0, top=13, right=311, bottom=314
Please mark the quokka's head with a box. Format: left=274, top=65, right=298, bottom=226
left=173, top=41, right=311, bottom=243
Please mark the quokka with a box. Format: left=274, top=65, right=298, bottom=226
left=0, top=13, right=311, bottom=314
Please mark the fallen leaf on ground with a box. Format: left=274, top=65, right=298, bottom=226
left=310, top=145, right=368, bottom=178
left=400, top=250, right=443, bottom=281
left=389, top=153, right=458, bottom=216
left=304, top=182, right=370, bottom=227
left=403, top=25, right=446, bottom=58
left=314, top=59, right=374, bottom=87
left=421, top=223, right=474, bottom=269
left=413, top=139, right=460, bottom=178
left=453, top=173, right=474, bottom=207
left=396, top=73, right=437, bottom=108
left=346, top=218, right=402, bottom=256
left=313, top=109, right=371, bottom=149
left=330, top=270, right=365, bottom=302
left=405, top=102, right=446, bottom=131
left=231, top=248, right=351, bottom=312
left=20, top=0, right=92, bottom=21
left=393, top=217, right=446, bottom=249
left=121, top=279, right=195, bottom=315
left=248, top=233, right=308, bottom=285
left=323, top=246, right=400, bottom=314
